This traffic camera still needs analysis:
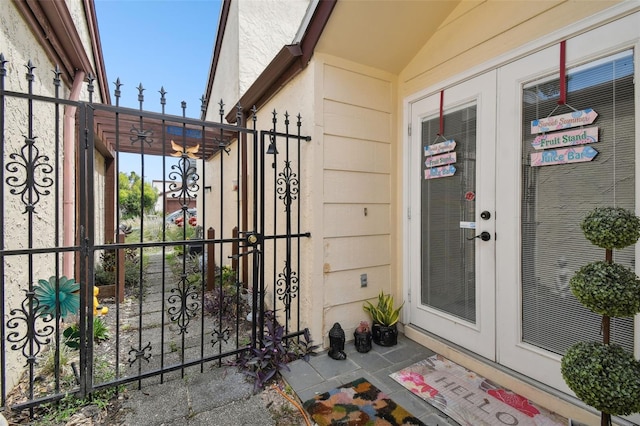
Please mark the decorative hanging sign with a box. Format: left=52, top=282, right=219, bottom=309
left=424, top=140, right=456, bottom=157
left=531, top=127, right=599, bottom=150
left=425, top=152, right=457, bottom=168
left=425, top=164, right=456, bottom=179
left=531, top=146, right=598, bottom=167
left=531, top=109, right=598, bottom=134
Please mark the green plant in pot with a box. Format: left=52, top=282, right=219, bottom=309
left=560, top=207, right=640, bottom=426
left=363, top=291, right=404, bottom=346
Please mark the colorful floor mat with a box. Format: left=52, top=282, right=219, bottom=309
left=390, top=355, right=567, bottom=426
left=303, top=377, right=425, bottom=426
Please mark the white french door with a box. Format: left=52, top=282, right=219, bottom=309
left=407, top=13, right=638, bottom=416
left=496, top=15, right=639, bottom=397
left=409, top=71, right=497, bottom=360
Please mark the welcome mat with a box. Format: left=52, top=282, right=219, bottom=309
left=390, top=355, right=567, bottom=426
left=303, top=377, right=425, bottom=425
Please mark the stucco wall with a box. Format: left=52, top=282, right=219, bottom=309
left=206, top=0, right=310, bottom=121
left=1, top=0, right=107, bottom=389
left=237, top=0, right=309, bottom=94
left=201, top=139, right=244, bottom=264
left=206, top=1, right=240, bottom=119
left=1, top=1, right=71, bottom=389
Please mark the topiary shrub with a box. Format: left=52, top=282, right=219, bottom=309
left=580, top=207, right=640, bottom=249
left=561, top=342, right=640, bottom=416
left=570, top=261, right=640, bottom=317
left=563, top=207, right=640, bottom=424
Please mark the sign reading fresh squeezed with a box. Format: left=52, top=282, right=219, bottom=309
left=424, top=139, right=457, bottom=179
left=531, top=127, right=598, bottom=150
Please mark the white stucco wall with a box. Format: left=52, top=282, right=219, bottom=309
left=206, top=0, right=310, bottom=121
left=1, top=0, right=107, bottom=390
left=206, top=2, right=240, bottom=119
left=236, top=0, right=309, bottom=94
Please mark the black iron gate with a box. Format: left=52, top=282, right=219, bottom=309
left=0, top=56, right=310, bottom=414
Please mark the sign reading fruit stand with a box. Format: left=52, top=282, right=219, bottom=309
left=530, top=109, right=599, bottom=167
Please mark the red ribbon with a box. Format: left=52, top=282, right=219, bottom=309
left=558, top=40, right=566, bottom=105
left=439, top=90, right=444, bottom=135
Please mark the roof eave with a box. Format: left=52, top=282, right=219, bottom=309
left=224, top=0, right=337, bottom=123
left=202, top=0, right=232, bottom=120
left=12, top=0, right=110, bottom=103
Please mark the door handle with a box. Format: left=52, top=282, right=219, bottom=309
left=467, top=231, right=491, bottom=241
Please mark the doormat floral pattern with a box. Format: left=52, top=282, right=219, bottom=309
left=303, top=377, right=425, bottom=425
left=390, top=355, right=567, bottom=426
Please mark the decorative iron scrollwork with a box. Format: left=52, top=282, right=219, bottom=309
left=276, top=160, right=299, bottom=211
left=167, top=275, right=200, bottom=335
left=128, top=342, right=152, bottom=366
left=7, top=290, right=54, bottom=365
left=129, top=125, right=154, bottom=146
left=276, top=262, right=299, bottom=319
left=211, top=328, right=230, bottom=346
left=5, top=136, right=54, bottom=213
left=168, top=141, right=200, bottom=205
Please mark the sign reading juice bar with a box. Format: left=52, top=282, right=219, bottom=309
left=530, top=109, right=599, bottom=167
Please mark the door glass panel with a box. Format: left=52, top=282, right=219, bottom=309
left=421, top=104, right=477, bottom=323
left=521, top=51, right=635, bottom=354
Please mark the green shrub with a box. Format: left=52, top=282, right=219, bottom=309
left=561, top=342, right=640, bottom=416
left=94, top=246, right=143, bottom=288
left=580, top=207, right=640, bottom=249
left=570, top=261, right=640, bottom=317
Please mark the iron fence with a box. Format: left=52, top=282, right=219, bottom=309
left=0, top=55, right=310, bottom=415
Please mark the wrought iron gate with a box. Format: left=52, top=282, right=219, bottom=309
left=0, top=56, right=310, bottom=414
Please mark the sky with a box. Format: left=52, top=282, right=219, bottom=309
left=94, top=0, right=222, bottom=182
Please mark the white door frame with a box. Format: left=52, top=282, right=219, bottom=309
left=407, top=72, right=497, bottom=360
left=402, top=5, right=640, bottom=402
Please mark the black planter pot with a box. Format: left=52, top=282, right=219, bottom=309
left=353, top=331, right=372, bottom=353
left=372, top=323, right=398, bottom=346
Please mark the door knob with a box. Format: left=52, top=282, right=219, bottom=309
left=467, top=231, right=491, bottom=241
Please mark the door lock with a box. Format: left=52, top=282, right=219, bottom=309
left=467, top=231, right=491, bottom=241
left=480, top=211, right=491, bottom=220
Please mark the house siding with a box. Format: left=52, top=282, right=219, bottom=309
left=400, top=0, right=619, bottom=96
left=318, top=58, right=397, bottom=343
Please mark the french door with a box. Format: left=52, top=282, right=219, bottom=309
left=495, top=15, right=638, bottom=398
left=408, top=13, right=638, bottom=416
left=409, top=71, right=497, bottom=360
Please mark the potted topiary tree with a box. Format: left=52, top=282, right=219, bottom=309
left=561, top=207, right=640, bottom=426
left=363, top=291, right=404, bottom=346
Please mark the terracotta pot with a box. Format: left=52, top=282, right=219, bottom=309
left=372, top=323, right=398, bottom=346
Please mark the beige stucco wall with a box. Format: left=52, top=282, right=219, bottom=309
left=1, top=0, right=106, bottom=389
left=206, top=0, right=310, bottom=120
left=206, top=2, right=240, bottom=117
left=201, top=140, right=244, bottom=264
left=237, top=0, right=309, bottom=94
